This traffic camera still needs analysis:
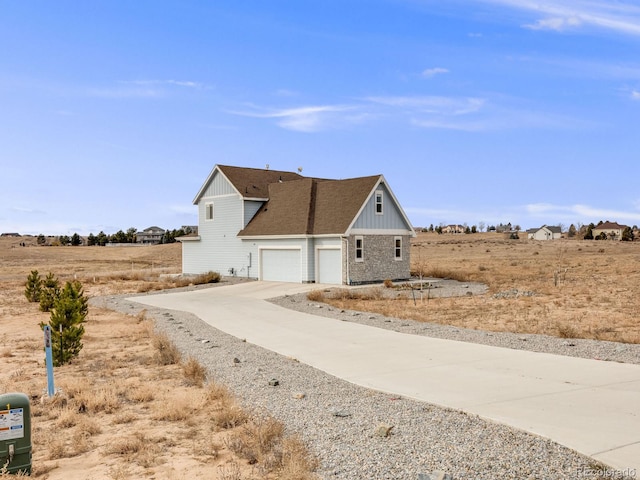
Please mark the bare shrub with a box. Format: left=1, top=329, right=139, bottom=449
left=213, top=400, right=249, bottom=429
left=194, top=271, right=221, bottom=284
left=127, top=384, right=155, bottom=403
left=182, top=357, right=207, bottom=387
left=306, top=289, right=325, bottom=302
left=225, top=415, right=285, bottom=465
left=557, top=323, right=579, bottom=338
left=151, top=330, right=181, bottom=365
left=383, top=278, right=394, bottom=288
left=75, top=386, right=120, bottom=414
left=279, top=435, right=320, bottom=480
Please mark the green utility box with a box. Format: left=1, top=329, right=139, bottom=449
left=0, top=392, right=32, bottom=475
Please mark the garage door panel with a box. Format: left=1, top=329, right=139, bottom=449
left=317, top=248, right=341, bottom=285
left=261, top=249, right=301, bottom=282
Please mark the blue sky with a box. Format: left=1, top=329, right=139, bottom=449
left=2, top=0, right=640, bottom=235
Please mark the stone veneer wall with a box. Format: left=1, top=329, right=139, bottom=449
left=345, top=234, right=411, bottom=284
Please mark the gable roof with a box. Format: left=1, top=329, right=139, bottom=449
left=193, top=164, right=304, bottom=203
left=595, top=221, right=628, bottom=230
left=238, top=175, right=384, bottom=236
left=542, top=225, right=562, bottom=234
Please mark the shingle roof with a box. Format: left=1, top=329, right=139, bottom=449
left=595, top=221, right=628, bottom=230
left=218, top=165, right=304, bottom=199
left=238, top=175, right=381, bottom=236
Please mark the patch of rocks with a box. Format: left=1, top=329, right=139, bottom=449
left=492, top=289, right=536, bottom=299
left=92, top=287, right=636, bottom=480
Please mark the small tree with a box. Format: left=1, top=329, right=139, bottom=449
left=568, top=224, right=577, bottom=238
left=40, top=272, right=61, bottom=312
left=71, top=233, right=81, bottom=246
left=24, top=270, right=42, bottom=302
left=584, top=223, right=595, bottom=240
left=41, top=280, right=88, bottom=366
left=622, top=227, right=634, bottom=242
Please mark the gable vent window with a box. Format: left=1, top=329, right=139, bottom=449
left=375, top=191, right=383, bottom=215
left=205, top=202, right=214, bottom=221
left=355, top=236, right=364, bottom=262
left=394, top=236, right=402, bottom=260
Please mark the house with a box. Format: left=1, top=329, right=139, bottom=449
left=136, top=226, right=165, bottom=244
left=527, top=225, right=562, bottom=241
left=592, top=221, right=628, bottom=240
left=179, top=165, right=416, bottom=284
left=442, top=225, right=465, bottom=234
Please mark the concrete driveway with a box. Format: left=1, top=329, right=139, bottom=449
left=129, top=281, right=640, bottom=473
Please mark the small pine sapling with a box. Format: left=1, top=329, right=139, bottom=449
left=24, top=270, right=42, bottom=302
left=39, top=272, right=61, bottom=312
left=40, top=280, right=88, bottom=366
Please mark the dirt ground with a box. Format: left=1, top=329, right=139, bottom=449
left=0, top=239, right=315, bottom=480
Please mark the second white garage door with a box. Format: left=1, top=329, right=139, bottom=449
left=260, top=249, right=301, bottom=282
left=317, top=248, right=342, bottom=285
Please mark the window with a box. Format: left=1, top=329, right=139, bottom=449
left=205, top=202, right=214, bottom=221
left=394, top=236, right=402, bottom=260
left=375, top=191, right=383, bottom=215
left=355, top=236, right=363, bottom=262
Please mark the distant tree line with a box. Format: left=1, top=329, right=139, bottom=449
left=420, top=222, right=520, bottom=235
left=35, top=227, right=193, bottom=246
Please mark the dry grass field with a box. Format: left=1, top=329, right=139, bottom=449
left=0, top=238, right=317, bottom=480
left=322, top=232, right=640, bottom=344
left=2, top=231, right=639, bottom=478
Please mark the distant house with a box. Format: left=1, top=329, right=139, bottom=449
left=527, top=225, right=562, bottom=241
left=179, top=164, right=416, bottom=284
left=442, top=225, right=465, bottom=234
left=136, top=226, right=165, bottom=244
left=592, top=221, right=628, bottom=241
left=1, top=233, right=20, bottom=237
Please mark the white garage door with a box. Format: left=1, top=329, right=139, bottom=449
left=261, top=249, right=301, bottom=282
left=317, top=248, right=342, bottom=285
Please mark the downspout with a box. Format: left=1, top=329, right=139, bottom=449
left=345, top=236, right=350, bottom=285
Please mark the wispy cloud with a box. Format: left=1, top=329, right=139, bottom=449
left=365, top=95, right=485, bottom=115
left=86, top=79, right=207, bottom=98
left=525, top=16, right=582, bottom=32
left=421, top=67, right=449, bottom=78
left=230, top=92, right=587, bottom=133
left=474, top=0, right=640, bottom=36
left=121, top=79, right=206, bottom=89
left=632, top=90, right=640, bottom=100
left=86, top=86, right=165, bottom=98
left=227, top=104, right=359, bottom=132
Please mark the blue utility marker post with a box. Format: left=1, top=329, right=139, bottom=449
left=43, top=325, right=55, bottom=397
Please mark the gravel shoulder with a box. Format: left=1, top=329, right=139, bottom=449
left=91, top=280, right=638, bottom=480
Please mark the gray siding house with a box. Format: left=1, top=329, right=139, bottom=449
left=136, top=226, right=166, bottom=244
left=527, top=225, right=562, bottom=241
left=180, top=165, right=415, bottom=284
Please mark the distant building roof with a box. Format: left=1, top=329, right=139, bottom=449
left=596, top=221, right=627, bottom=230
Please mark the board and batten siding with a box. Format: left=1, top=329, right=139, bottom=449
left=200, top=170, right=236, bottom=198
left=351, top=183, right=410, bottom=231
